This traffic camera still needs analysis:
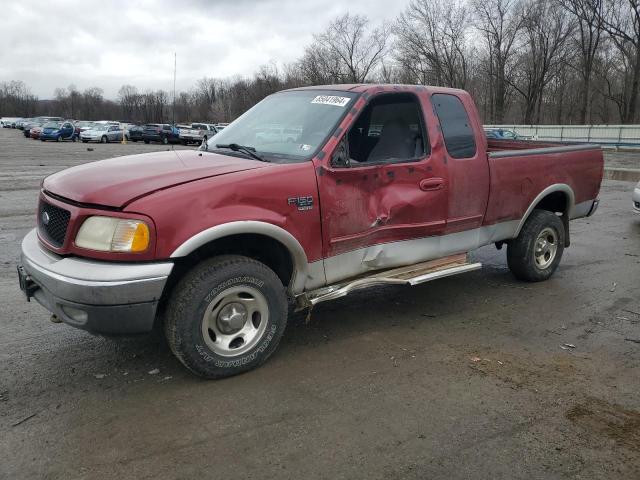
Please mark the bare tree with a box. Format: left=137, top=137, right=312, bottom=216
left=473, top=0, right=524, bottom=122
left=595, top=0, right=640, bottom=122
left=559, top=0, right=604, bottom=122
left=510, top=0, right=574, bottom=123
left=304, top=13, right=389, bottom=83
left=395, top=0, right=473, bottom=88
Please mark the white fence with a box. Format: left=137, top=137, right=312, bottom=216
left=485, top=124, right=640, bottom=147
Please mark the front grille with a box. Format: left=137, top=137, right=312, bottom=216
left=38, top=201, right=71, bottom=247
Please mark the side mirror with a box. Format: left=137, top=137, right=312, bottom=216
left=331, top=138, right=350, bottom=168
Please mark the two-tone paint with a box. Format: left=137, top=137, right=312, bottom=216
left=22, top=84, right=603, bottom=334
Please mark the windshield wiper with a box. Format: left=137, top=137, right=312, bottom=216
left=215, top=143, right=269, bottom=162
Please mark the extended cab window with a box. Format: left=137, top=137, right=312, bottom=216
left=432, top=94, right=476, bottom=159
left=347, top=93, right=427, bottom=165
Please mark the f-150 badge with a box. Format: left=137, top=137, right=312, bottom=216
left=288, top=196, right=314, bottom=211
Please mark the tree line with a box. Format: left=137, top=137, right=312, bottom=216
left=1, top=0, right=639, bottom=125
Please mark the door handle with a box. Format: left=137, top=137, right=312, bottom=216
left=419, top=178, right=445, bottom=191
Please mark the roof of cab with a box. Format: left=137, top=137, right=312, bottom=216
left=284, top=83, right=468, bottom=96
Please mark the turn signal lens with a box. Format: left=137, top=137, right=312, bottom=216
left=111, top=220, right=150, bottom=252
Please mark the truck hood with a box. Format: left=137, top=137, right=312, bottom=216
left=43, top=150, right=268, bottom=208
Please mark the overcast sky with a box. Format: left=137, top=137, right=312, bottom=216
left=1, top=0, right=408, bottom=99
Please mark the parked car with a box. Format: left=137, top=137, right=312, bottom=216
left=255, top=125, right=301, bottom=144
left=29, top=124, right=45, bottom=139
left=142, top=123, right=180, bottom=144
left=485, top=128, right=520, bottom=140
left=179, top=123, right=218, bottom=145
left=1, top=117, right=21, bottom=128
left=16, top=118, right=31, bottom=129
left=633, top=181, right=640, bottom=214
left=17, top=84, right=603, bottom=379
left=128, top=125, right=144, bottom=142
left=23, top=120, right=43, bottom=137
left=74, top=121, right=94, bottom=133
left=40, top=121, right=78, bottom=142
left=80, top=124, right=123, bottom=143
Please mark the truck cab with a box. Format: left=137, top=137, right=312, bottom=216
left=18, top=84, right=603, bottom=379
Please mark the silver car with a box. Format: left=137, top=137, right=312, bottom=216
left=633, top=181, right=640, bottom=214
left=80, top=124, right=123, bottom=143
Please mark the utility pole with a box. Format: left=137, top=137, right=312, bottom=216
left=172, top=52, right=177, bottom=126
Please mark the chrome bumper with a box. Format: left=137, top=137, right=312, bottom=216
left=19, top=229, right=173, bottom=334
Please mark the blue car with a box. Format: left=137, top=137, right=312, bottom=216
left=485, top=128, right=520, bottom=140
left=40, top=121, right=78, bottom=142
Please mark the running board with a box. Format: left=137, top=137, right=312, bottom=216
left=296, top=253, right=481, bottom=309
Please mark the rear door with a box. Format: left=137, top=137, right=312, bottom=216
left=430, top=93, right=489, bottom=233
left=316, top=91, right=449, bottom=282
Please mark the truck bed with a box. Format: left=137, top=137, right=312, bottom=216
left=483, top=138, right=604, bottom=227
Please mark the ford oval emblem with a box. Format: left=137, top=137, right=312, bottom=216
left=41, top=211, right=50, bottom=225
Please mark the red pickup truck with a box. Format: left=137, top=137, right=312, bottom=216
left=18, top=84, right=603, bottom=378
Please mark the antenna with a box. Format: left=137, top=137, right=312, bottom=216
left=172, top=52, right=177, bottom=126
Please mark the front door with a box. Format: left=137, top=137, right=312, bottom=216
left=316, top=91, right=449, bottom=283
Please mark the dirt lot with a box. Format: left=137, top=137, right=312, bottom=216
left=1, top=128, right=639, bottom=479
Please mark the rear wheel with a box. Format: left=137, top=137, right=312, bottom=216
left=164, top=255, right=288, bottom=379
left=162, top=135, right=168, bottom=145
left=507, top=209, right=565, bottom=282
left=101, top=135, right=108, bottom=143
left=144, top=139, right=150, bottom=144
left=56, top=135, right=61, bottom=142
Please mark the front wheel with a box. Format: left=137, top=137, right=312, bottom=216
left=101, top=135, right=108, bottom=143
left=507, top=210, right=565, bottom=282
left=164, top=255, right=288, bottom=379
left=161, top=136, right=168, bottom=145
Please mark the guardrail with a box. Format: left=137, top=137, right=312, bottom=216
left=485, top=124, right=640, bottom=147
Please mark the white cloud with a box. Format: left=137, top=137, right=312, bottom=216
left=0, top=0, right=407, bottom=99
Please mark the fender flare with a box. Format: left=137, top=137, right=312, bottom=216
left=513, top=183, right=575, bottom=238
left=170, top=221, right=313, bottom=292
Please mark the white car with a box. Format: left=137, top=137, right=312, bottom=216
left=633, top=181, right=640, bottom=214
left=81, top=124, right=124, bottom=143
left=179, top=123, right=218, bottom=145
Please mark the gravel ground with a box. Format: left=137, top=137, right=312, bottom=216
left=1, top=128, right=639, bottom=479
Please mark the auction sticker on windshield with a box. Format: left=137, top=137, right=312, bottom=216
left=311, top=95, right=351, bottom=107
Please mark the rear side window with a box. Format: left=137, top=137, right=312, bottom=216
left=432, top=94, right=476, bottom=159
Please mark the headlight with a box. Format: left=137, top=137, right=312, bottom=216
left=75, top=216, right=150, bottom=252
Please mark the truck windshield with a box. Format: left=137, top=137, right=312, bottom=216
left=204, top=90, right=358, bottom=162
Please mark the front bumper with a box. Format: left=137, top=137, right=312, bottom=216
left=18, top=229, right=173, bottom=334
left=633, top=186, right=640, bottom=214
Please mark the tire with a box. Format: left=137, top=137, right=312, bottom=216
left=56, top=135, right=61, bottom=142
left=507, top=209, right=565, bottom=282
left=132, top=139, right=138, bottom=142
left=71, top=135, right=77, bottom=142
left=101, top=135, right=108, bottom=143
left=181, top=140, right=188, bottom=146
left=164, top=255, right=288, bottom=379
left=144, top=140, right=150, bottom=144
left=82, top=140, right=88, bottom=143
left=161, top=135, right=168, bottom=145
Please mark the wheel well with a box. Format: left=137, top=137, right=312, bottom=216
left=534, top=191, right=568, bottom=215
left=168, top=233, right=294, bottom=290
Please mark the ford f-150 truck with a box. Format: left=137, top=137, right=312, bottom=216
left=17, top=84, right=603, bottom=379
